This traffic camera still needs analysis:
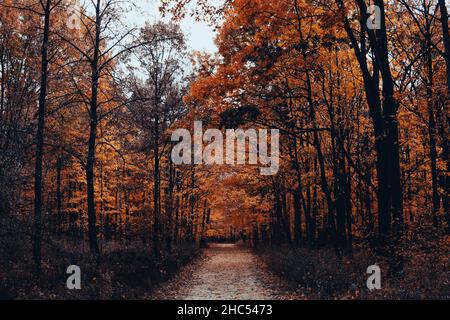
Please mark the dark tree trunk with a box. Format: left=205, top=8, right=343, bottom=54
left=261, top=224, right=268, bottom=244
left=200, top=200, right=208, bottom=248
left=272, top=183, right=283, bottom=246
left=325, top=73, right=348, bottom=252
left=293, top=135, right=310, bottom=245
left=310, top=160, right=318, bottom=247
left=56, top=156, right=62, bottom=236
left=180, top=193, right=187, bottom=241
left=345, top=154, right=353, bottom=254
left=438, top=0, right=450, bottom=233
left=188, top=168, right=196, bottom=243
left=86, top=0, right=102, bottom=256
left=334, top=155, right=348, bottom=250
left=174, top=195, right=180, bottom=244
left=165, top=152, right=175, bottom=252
left=293, top=189, right=303, bottom=246
left=437, top=104, right=450, bottom=233
left=425, top=22, right=441, bottom=227
left=33, top=0, right=52, bottom=274
left=281, top=188, right=292, bottom=245
left=365, top=8, right=404, bottom=220
left=372, top=0, right=404, bottom=272
left=438, top=0, right=450, bottom=94
left=153, top=114, right=160, bottom=257
left=336, top=0, right=404, bottom=272
left=0, top=46, right=5, bottom=120
left=252, top=224, right=259, bottom=248
left=306, top=177, right=313, bottom=245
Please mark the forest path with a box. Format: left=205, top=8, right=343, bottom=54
left=149, top=243, right=299, bottom=300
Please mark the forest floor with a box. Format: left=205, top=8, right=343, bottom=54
left=149, top=243, right=301, bottom=300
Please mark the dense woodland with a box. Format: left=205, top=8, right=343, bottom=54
left=0, top=0, right=449, bottom=299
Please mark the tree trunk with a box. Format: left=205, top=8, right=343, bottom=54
left=153, top=114, right=160, bottom=257
left=0, top=46, right=5, bottom=119
left=33, top=0, right=52, bottom=274
left=165, top=151, right=175, bottom=252
left=200, top=200, right=208, bottom=247
left=438, top=0, right=450, bottom=94
left=336, top=0, right=404, bottom=271
left=86, top=0, right=102, bottom=256
left=56, top=156, right=62, bottom=236
left=425, top=23, right=441, bottom=227
left=293, top=188, right=303, bottom=246
left=438, top=0, right=450, bottom=233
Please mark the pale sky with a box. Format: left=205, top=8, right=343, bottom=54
left=126, top=0, right=217, bottom=53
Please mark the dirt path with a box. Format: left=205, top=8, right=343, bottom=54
left=150, top=243, right=299, bottom=300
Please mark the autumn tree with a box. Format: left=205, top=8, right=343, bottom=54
left=53, top=0, right=149, bottom=255
left=127, top=21, right=186, bottom=256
